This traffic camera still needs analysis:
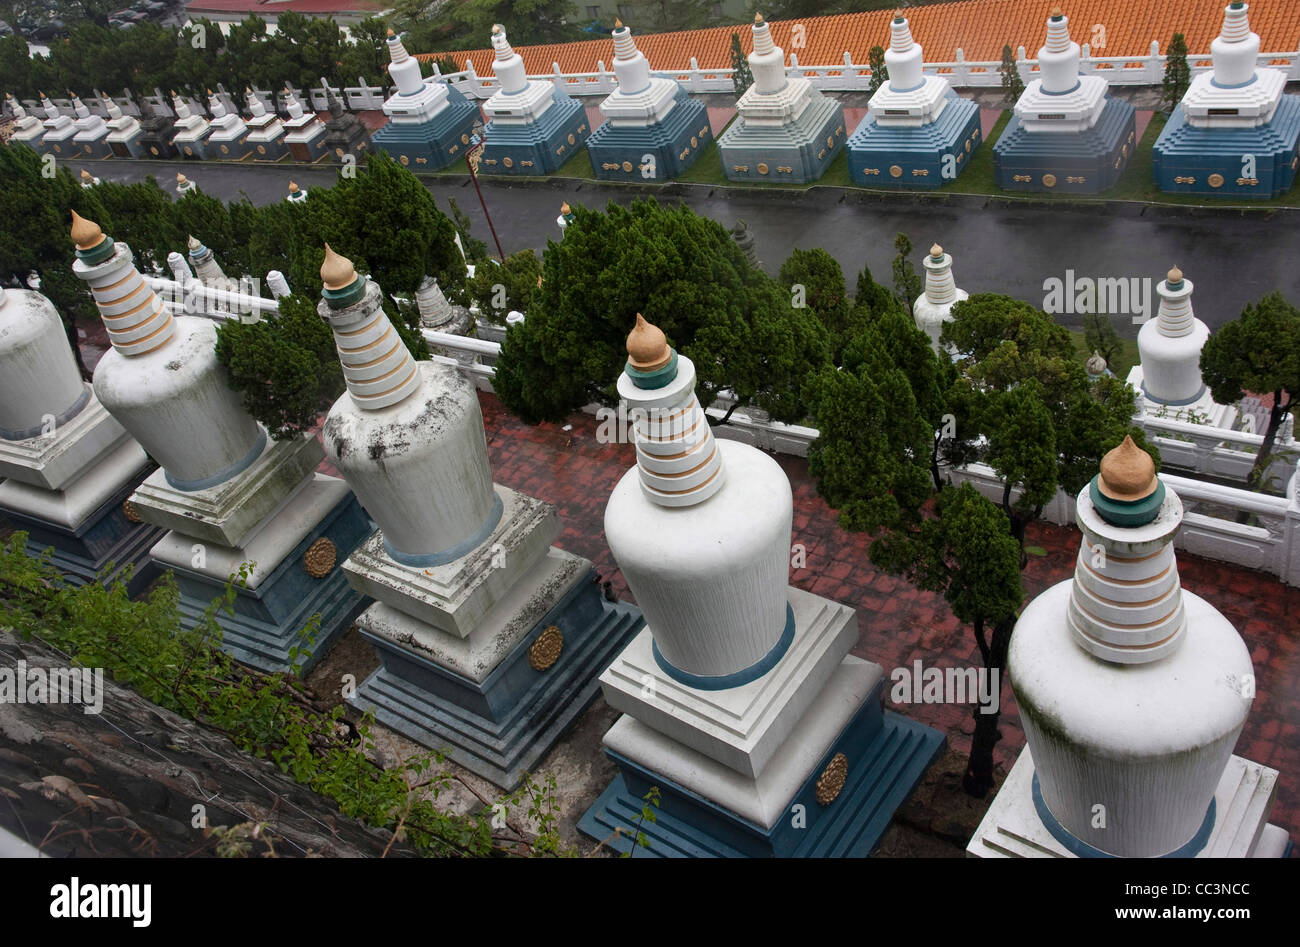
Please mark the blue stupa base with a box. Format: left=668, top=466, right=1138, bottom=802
left=479, top=90, right=591, bottom=175
left=0, top=463, right=164, bottom=599
left=847, top=91, right=982, bottom=188
left=372, top=88, right=481, bottom=172
left=350, top=568, right=645, bottom=789
left=167, top=493, right=371, bottom=674
left=994, top=96, right=1136, bottom=193
left=718, top=94, right=846, bottom=184
left=209, top=135, right=252, bottom=161
left=174, top=138, right=212, bottom=160
left=587, top=89, right=710, bottom=181
left=248, top=136, right=289, bottom=162
left=578, top=679, right=945, bottom=857
left=108, top=134, right=146, bottom=159
left=1153, top=95, right=1300, bottom=199
left=73, top=136, right=114, bottom=160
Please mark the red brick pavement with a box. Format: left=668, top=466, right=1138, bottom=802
left=467, top=391, right=1300, bottom=848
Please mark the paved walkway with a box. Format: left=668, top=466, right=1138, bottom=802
left=471, top=390, right=1300, bottom=848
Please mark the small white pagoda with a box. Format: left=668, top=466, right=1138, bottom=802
left=282, top=86, right=329, bottom=162
left=170, top=91, right=213, bottom=159
left=205, top=89, right=251, bottom=160
left=912, top=243, right=968, bottom=356
left=69, top=93, right=112, bottom=159
left=371, top=28, right=479, bottom=172
left=5, top=94, right=48, bottom=150
left=243, top=87, right=288, bottom=161
left=1127, top=265, right=1236, bottom=429
left=38, top=93, right=78, bottom=157
left=101, top=91, right=145, bottom=158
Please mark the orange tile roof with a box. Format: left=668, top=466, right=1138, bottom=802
left=418, top=1, right=1300, bottom=77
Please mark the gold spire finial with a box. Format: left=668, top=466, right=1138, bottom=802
left=177, top=172, right=188, bottom=184
left=70, top=210, right=105, bottom=250
left=1098, top=435, right=1158, bottom=502
left=187, top=234, right=199, bottom=250
left=754, top=12, right=764, bottom=24
left=615, top=17, right=623, bottom=27
left=492, top=23, right=503, bottom=34
left=80, top=169, right=91, bottom=180
left=289, top=180, right=299, bottom=193
left=930, top=243, right=943, bottom=257
left=1051, top=6, right=1063, bottom=16
left=537, top=274, right=543, bottom=288
left=387, top=27, right=395, bottom=36
left=627, top=313, right=671, bottom=371
left=560, top=201, right=571, bottom=214
left=1167, top=264, right=1183, bottom=283
left=321, top=243, right=357, bottom=291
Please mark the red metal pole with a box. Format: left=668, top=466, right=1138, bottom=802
left=468, top=143, right=505, bottom=263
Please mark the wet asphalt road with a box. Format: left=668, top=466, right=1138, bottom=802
left=75, top=157, right=1300, bottom=335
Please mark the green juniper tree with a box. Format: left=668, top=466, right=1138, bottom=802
left=469, top=249, right=542, bottom=325
left=1162, top=32, right=1191, bottom=113
left=778, top=248, right=851, bottom=362
left=999, top=43, right=1023, bottom=107
left=493, top=198, right=830, bottom=427
left=868, top=45, right=888, bottom=95
left=729, top=32, right=753, bottom=98
left=891, top=232, right=922, bottom=316
left=1199, top=292, right=1300, bottom=492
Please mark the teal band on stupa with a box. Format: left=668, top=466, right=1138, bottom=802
left=323, top=275, right=367, bottom=310
left=76, top=235, right=116, bottom=266
left=1089, top=476, right=1166, bottom=527
left=625, top=350, right=679, bottom=390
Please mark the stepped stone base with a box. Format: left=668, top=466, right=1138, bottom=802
left=159, top=479, right=371, bottom=673
left=847, top=91, right=982, bottom=188
left=0, top=443, right=163, bottom=598
left=372, top=87, right=481, bottom=172
left=587, top=89, right=710, bottom=181
left=248, top=133, right=289, bottom=162
left=1153, top=95, right=1300, bottom=199
left=994, top=96, right=1136, bottom=194
left=350, top=560, right=645, bottom=788
left=717, top=94, right=846, bottom=184
left=209, top=130, right=252, bottom=161
left=968, top=748, right=1291, bottom=858
left=579, top=659, right=945, bottom=857
left=480, top=91, right=590, bottom=175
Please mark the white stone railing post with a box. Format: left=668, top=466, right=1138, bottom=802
left=1148, top=39, right=1162, bottom=84
left=1284, top=461, right=1300, bottom=585
left=954, top=47, right=969, bottom=86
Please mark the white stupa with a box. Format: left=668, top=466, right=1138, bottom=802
left=205, top=88, right=251, bottom=159
left=69, top=93, right=112, bottom=159
left=187, top=234, right=238, bottom=292
left=371, top=28, right=479, bottom=172
left=994, top=8, right=1137, bottom=193
left=1127, top=265, right=1236, bottom=428
left=585, top=19, right=709, bottom=181
left=415, top=275, right=467, bottom=334
left=579, top=315, right=943, bottom=856
left=38, top=93, right=78, bottom=156
left=1154, top=2, right=1300, bottom=198
left=79, top=169, right=100, bottom=188
left=478, top=23, right=590, bottom=175
left=912, top=243, right=967, bottom=355
left=286, top=180, right=308, bottom=203
left=241, top=87, right=288, bottom=161
left=70, top=212, right=368, bottom=672
left=282, top=86, right=329, bottom=162
left=316, top=246, right=641, bottom=787
left=717, top=14, right=847, bottom=184
left=175, top=172, right=195, bottom=195
left=6, top=94, right=49, bottom=149
left=0, top=281, right=160, bottom=592
left=971, top=437, right=1289, bottom=858
left=100, top=91, right=145, bottom=158
left=170, top=91, right=212, bottom=159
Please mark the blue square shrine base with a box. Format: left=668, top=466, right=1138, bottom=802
left=350, top=568, right=645, bottom=789
left=578, top=689, right=945, bottom=857
left=168, top=493, right=372, bottom=674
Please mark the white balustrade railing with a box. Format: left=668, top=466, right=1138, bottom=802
left=13, top=38, right=1299, bottom=122
left=143, top=275, right=277, bottom=322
